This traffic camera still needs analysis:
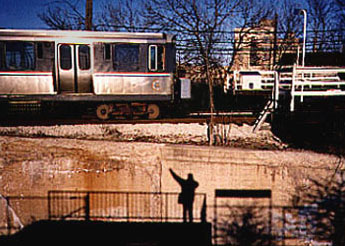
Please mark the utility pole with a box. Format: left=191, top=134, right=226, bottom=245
left=294, top=9, right=307, bottom=66
left=272, top=13, right=278, bottom=69
left=301, top=9, right=307, bottom=67
left=85, top=0, right=93, bottom=30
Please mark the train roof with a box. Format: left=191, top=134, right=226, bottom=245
left=0, top=29, right=176, bottom=43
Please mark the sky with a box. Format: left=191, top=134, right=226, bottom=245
left=0, top=0, right=104, bottom=29
left=0, top=0, right=48, bottom=29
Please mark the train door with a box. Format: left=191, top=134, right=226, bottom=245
left=57, top=43, right=92, bottom=93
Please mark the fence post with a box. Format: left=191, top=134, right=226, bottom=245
left=214, top=192, right=218, bottom=246
left=165, top=193, right=169, bottom=222
left=47, top=191, right=51, bottom=220
left=274, top=71, right=279, bottom=109
left=282, top=207, right=286, bottom=246
left=84, top=193, right=90, bottom=221
left=126, top=193, right=130, bottom=222
left=290, top=64, right=296, bottom=112
left=201, top=194, right=207, bottom=223
left=6, top=197, right=11, bottom=235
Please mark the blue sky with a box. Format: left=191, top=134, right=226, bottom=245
left=0, top=0, right=48, bottom=29
left=0, top=0, right=311, bottom=30
left=0, top=0, right=104, bottom=29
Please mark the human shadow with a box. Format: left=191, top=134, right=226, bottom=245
left=169, top=168, right=199, bottom=223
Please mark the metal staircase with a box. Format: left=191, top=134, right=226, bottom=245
left=252, top=100, right=274, bottom=132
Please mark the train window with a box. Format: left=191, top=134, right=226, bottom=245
left=37, top=43, right=43, bottom=59
left=104, top=43, right=111, bottom=60
left=149, top=45, right=157, bottom=71
left=148, top=45, right=165, bottom=72
left=59, top=45, right=72, bottom=70
left=113, top=44, right=139, bottom=71
left=5, top=42, right=35, bottom=71
left=78, top=45, right=90, bottom=70
left=0, top=43, right=5, bottom=70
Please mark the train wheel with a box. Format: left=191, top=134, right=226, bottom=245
left=147, top=104, right=160, bottom=119
left=96, top=104, right=111, bottom=120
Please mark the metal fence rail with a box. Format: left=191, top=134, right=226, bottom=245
left=48, top=190, right=207, bottom=222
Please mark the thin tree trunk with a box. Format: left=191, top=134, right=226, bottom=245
left=205, top=55, right=215, bottom=146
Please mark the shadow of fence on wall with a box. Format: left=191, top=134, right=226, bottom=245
left=47, top=190, right=207, bottom=223
left=1, top=190, right=339, bottom=245
left=0, top=190, right=207, bottom=235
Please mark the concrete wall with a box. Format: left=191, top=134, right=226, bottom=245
left=0, top=136, right=340, bottom=233
left=162, top=144, right=338, bottom=203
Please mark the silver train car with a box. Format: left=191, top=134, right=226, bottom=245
left=0, top=29, right=189, bottom=119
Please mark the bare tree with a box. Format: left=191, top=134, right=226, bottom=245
left=334, top=0, right=345, bottom=51
left=336, top=0, right=345, bottom=26
left=143, top=0, right=274, bottom=145
left=143, top=0, right=242, bottom=145
left=307, top=0, right=338, bottom=52
left=272, top=0, right=303, bottom=68
left=98, top=0, right=147, bottom=32
left=227, top=0, right=273, bottom=70
left=38, top=0, right=87, bottom=30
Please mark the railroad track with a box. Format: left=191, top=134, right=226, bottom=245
left=0, top=113, right=256, bottom=127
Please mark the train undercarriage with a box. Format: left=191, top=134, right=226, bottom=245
left=95, top=102, right=161, bottom=120
left=0, top=96, right=179, bottom=121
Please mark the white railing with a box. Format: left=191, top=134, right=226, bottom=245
left=290, top=65, right=345, bottom=111
left=227, top=67, right=345, bottom=112
left=260, top=71, right=276, bottom=89
left=230, top=70, right=277, bottom=91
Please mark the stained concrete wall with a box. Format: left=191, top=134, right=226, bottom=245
left=0, top=136, right=340, bottom=233
left=160, top=145, right=338, bottom=206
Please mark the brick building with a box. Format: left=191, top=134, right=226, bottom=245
left=232, top=19, right=300, bottom=71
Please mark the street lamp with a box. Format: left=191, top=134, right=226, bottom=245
left=294, top=9, right=307, bottom=67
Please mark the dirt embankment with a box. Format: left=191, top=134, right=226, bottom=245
left=0, top=123, right=287, bottom=150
